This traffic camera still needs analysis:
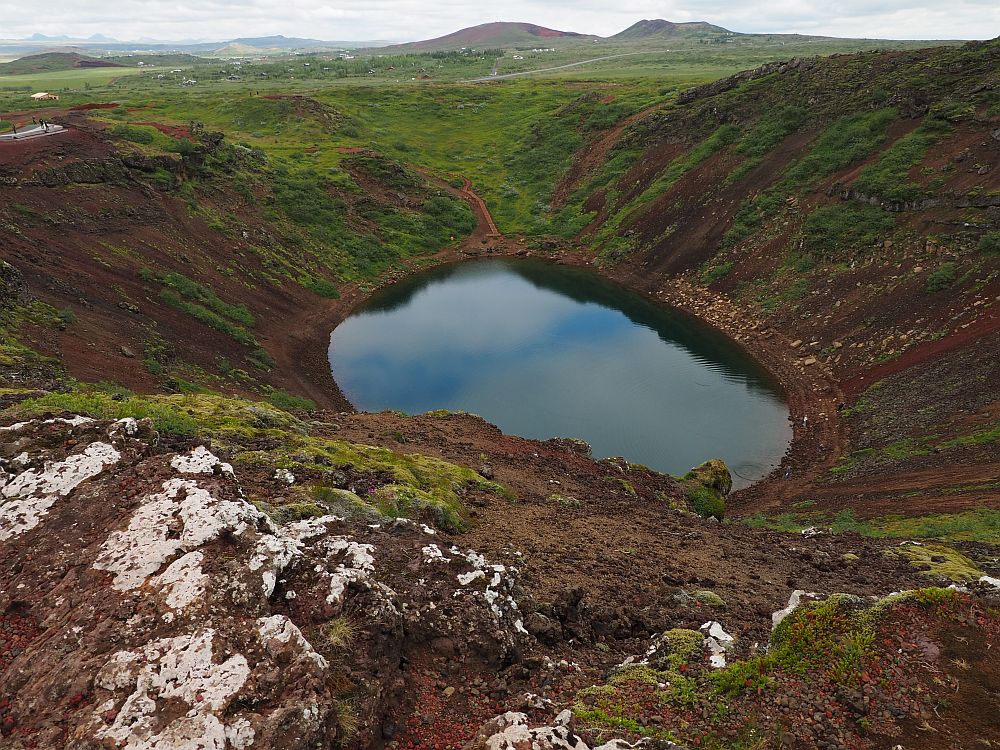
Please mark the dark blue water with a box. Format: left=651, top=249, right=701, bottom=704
left=328, top=259, right=790, bottom=486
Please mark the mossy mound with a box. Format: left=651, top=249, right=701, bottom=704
left=574, top=587, right=973, bottom=745
left=680, top=458, right=732, bottom=519
left=657, top=628, right=706, bottom=665
left=691, top=590, right=726, bottom=607
left=886, top=542, right=983, bottom=583
left=11, top=388, right=303, bottom=439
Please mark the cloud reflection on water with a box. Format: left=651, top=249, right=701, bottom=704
left=329, top=259, right=791, bottom=486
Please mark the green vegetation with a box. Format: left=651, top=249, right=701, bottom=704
left=978, top=231, right=1000, bottom=254
left=729, top=105, right=806, bottom=181
left=598, top=123, right=738, bottom=241
left=742, top=506, right=1000, bottom=545
left=0, top=267, right=68, bottom=375
left=266, top=389, right=316, bottom=411
left=5, top=387, right=505, bottom=532
left=712, top=590, right=958, bottom=696
left=802, top=204, right=896, bottom=258
left=887, top=543, right=984, bottom=583
left=724, top=109, right=897, bottom=249
left=853, top=117, right=951, bottom=202
left=680, top=459, right=731, bottom=519
left=111, top=123, right=157, bottom=144
left=160, top=272, right=255, bottom=326
left=926, top=262, right=957, bottom=292
left=574, top=589, right=966, bottom=745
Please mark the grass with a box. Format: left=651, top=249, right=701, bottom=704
left=713, top=589, right=959, bottom=696
left=160, top=272, right=255, bottom=326
left=802, top=204, right=896, bottom=259
left=978, top=231, right=1000, bottom=254
left=600, top=123, right=739, bottom=241
left=742, top=506, right=1000, bottom=544
left=0, top=66, right=159, bottom=91
left=926, top=262, right=958, bottom=292
left=4, top=387, right=507, bottom=532
left=852, top=116, right=951, bottom=202
left=723, top=109, right=898, bottom=249
left=728, top=105, right=807, bottom=182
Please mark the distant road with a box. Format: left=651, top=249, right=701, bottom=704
left=464, top=52, right=650, bottom=82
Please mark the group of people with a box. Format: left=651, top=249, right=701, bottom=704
left=4, top=116, right=54, bottom=140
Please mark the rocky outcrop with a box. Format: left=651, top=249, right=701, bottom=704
left=463, top=710, right=684, bottom=750
left=0, top=416, right=537, bottom=749
left=676, top=57, right=807, bottom=104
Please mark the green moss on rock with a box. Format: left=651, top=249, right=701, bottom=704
left=681, top=459, right=732, bottom=519
left=886, top=543, right=983, bottom=583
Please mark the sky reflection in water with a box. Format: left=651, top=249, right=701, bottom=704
left=329, top=259, right=791, bottom=487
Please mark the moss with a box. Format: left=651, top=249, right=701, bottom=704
left=10, top=389, right=302, bottom=438
left=681, top=459, right=732, bottom=519
left=685, top=486, right=726, bottom=520
left=271, top=502, right=326, bottom=524
left=886, top=543, right=983, bottom=583
left=617, top=479, right=638, bottom=497
left=691, top=590, right=726, bottom=607
left=310, top=487, right=382, bottom=522
left=713, top=588, right=962, bottom=697
left=371, top=483, right=465, bottom=532
left=608, top=665, right=664, bottom=687
left=5, top=386, right=504, bottom=532
left=660, top=628, right=706, bottom=664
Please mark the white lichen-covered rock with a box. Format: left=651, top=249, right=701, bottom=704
left=771, top=589, right=819, bottom=629
left=0, top=440, right=121, bottom=541
left=92, top=628, right=252, bottom=748
left=1, top=416, right=534, bottom=750
left=700, top=620, right=735, bottom=668
left=257, top=614, right=329, bottom=670
left=93, top=476, right=265, bottom=591
left=170, top=445, right=234, bottom=476
left=463, top=711, right=677, bottom=750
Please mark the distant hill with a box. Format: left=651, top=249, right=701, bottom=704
left=612, top=19, right=733, bottom=39
left=0, top=52, right=124, bottom=74
left=228, top=35, right=332, bottom=50
left=106, top=53, right=213, bottom=67
left=379, top=22, right=593, bottom=52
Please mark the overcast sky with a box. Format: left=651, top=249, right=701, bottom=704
left=1, top=0, right=997, bottom=42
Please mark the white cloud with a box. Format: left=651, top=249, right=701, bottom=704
left=0, top=0, right=996, bottom=42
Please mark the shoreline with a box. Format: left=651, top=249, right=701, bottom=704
left=278, top=237, right=845, bottom=513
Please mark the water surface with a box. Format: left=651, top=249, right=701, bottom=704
left=328, top=259, right=790, bottom=487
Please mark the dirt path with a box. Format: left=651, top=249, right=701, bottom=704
left=412, top=167, right=503, bottom=242
left=551, top=103, right=663, bottom=209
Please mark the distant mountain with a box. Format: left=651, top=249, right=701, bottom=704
left=26, top=33, right=75, bottom=42
left=0, top=51, right=125, bottom=74
left=380, top=22, right=593, bottom=52
left=612, top=19, right=733, bottom=39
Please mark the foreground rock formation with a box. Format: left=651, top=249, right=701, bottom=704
left=0, top=416, right=533, bottom=748
left=2, top=412, right=998, bottom=749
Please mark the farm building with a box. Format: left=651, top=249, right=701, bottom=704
left=30, top=92, right=59, bottom=101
